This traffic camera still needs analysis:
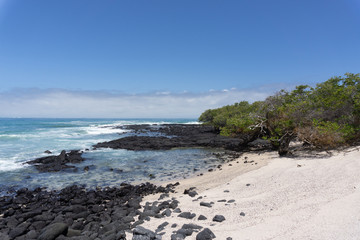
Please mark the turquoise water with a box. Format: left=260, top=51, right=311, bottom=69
left=0, top=118, right=222, bottom=195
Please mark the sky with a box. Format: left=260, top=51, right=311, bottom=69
left=0, top=0, right=359, bottom=118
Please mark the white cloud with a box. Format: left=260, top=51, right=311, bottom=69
left=0, top=88, right=273, bottom=118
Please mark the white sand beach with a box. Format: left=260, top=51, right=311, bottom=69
left=139, top=147, right=360, bottom=240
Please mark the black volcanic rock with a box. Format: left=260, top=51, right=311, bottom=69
left=93, top=124, right=250, bottom=151
left=212, top=215, right=226, bottom=222
left=178, top=212, right=196, bottom=219
left=0, top=182, right=176, bottom=240
left=26, top=150, right=84, bottom=172
left=196, top=228, right=216, bottom=240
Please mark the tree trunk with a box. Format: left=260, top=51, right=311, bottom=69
left=278, top=134, right=293, bottom=156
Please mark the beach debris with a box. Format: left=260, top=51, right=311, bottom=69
left=196, top=228, right=216, bottom=240
left=212, top=215, right=226, bottom=222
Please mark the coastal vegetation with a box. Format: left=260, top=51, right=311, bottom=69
left=199, top=73, right=360, bottom=155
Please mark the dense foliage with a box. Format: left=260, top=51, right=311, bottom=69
left=199, top=73, right=360, bottom=155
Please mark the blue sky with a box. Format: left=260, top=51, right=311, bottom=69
left=0, top=0, right=359, bottom=117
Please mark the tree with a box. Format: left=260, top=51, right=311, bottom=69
left=199, top=73, right=360, bottom=155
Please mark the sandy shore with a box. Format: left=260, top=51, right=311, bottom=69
left=137, top=147, right=360, bottom=240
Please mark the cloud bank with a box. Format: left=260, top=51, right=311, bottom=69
left=0, top=88, right=274, bottom=118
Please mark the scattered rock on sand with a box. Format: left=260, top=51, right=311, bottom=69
left=198, top=215, right=207, bottom=220
left=161, top=209, right=172, bottom=217
left=173, top=208, right=182, bottom=213
left=184, top=187, right=198, bottom=197
left=182, top=223, right=203, bottom=230
left=200, top=202, right=212, bottom=208
left=171, top=233, right=186, bottom=240
left=132, top=226, right=161, bottom=240
left=176, top=228, right=194, bottom=237
left=178, top=212, right=196, bottom=219
left=156, top=222, right=169, bottom=232
left=196, top=228, right=216, bottom=240
left=212, top=215, right=226, bottom=222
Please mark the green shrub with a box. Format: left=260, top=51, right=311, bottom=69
left=199, top=73, right=360, bottom=153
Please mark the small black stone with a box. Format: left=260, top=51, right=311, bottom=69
left=196, top=228, right=216, bottom=240
left=198, top=215, right=207, bottom=220
left=200, top=202, right=212, bottom=208
left=178, top=212, right=196, bottom=219
left=212, top=215, right=226, bottom=222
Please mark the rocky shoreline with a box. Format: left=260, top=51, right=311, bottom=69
left=25, top=124, right=261, bottom=173
left=26, top=150, right=85, bottom=173
left=1, top=124, right=271, bottom=239
left=0, top=182, right=181, bottom=240
left=93, top=124, right=254, bottom=151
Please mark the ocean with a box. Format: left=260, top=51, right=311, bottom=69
left=0, top=118, right=223, bottom=196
